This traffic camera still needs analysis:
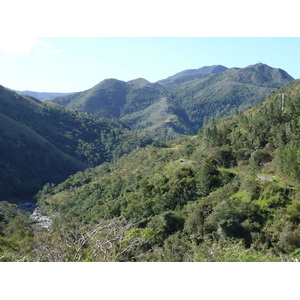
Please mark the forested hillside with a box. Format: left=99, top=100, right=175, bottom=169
left=0, top=111, right=86, bottom=198
left=2, top=79, right=300, bottom=262
left=166, top=63, right=293, bottom=131
left=0, top=86, right=155, bottom=199
left=50, top=63, right=293, bottom=137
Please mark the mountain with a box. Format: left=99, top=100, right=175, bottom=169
left=50, top=78, right=166, bottom=118
left=50, top=78, right=184, bottom=138
left=15, top=90, right=73, bottom=101
left=49, top=63, right=294, bottom=137
left=51, top=79, right=129, bottom=118
left=157, top=64, right=228, bottom=85
left=166, top=63, right=294, bottom=131
left=1, top=63, right=299, bottom=262
left=28, top=79, right=300, bottom=262
left=0, top=85, right=154, bottom=199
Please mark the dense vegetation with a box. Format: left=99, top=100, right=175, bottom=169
left=2, top=79, right=300, bottom=262
left=0, top=111, right=86, bottom=198
left=0, top=86, right=155, bottom=199
left=50, top=63, right=294, bottom=138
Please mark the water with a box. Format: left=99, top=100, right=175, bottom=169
left=5, top=197, right=37, bottom=212
left=4, top=198, right=51, bottom=229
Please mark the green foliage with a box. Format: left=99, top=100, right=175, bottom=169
left=1, top=69, right=300, bottom=262
left=28, top=79, right=300, bottom=261
left=0, top=201, right=34, bottom=261
left=50, top=64, right=293, bottom=138
left=0, top=86, right=156, bottom=198
left=197, top=159, right=221, bottom=197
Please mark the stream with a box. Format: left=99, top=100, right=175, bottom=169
left=10, top=199, right=51, bottom=229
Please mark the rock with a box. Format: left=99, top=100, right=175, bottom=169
left=31, top=208, right=51, bottom=229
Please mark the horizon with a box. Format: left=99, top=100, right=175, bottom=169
left=13, top=62, right=288, bottom=94
left=1, top=37, right=300, bottom=93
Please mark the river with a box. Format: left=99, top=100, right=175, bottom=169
left=8, top=198, right=51, bottom=229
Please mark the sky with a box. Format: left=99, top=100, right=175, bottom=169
left=0, top=37, right=300, bottom=93
left=1, top=1, right=300, bottom=93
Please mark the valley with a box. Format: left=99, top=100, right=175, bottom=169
left=1, top=63, right=300, bottom=262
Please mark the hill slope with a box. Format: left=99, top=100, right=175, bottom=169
left=0, top=112, right=87, bottom=198
left=49, top=63, right=294, bottom=137
left=30, top=79, right=300, bottom=262
left=167, top=63, right=294, bottom=131
left=0, top=86, right=154, bottom=199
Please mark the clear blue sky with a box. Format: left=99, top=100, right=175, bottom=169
left=0, top=37, right=299, bottom=93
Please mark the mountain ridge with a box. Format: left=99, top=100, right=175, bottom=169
left=1, top=66, right=300, bottom=262
left=49, top=63, right=294, bottom=137
left=157, top=64, right=228, bottom=85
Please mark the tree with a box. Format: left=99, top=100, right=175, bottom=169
left=197, top=160, right=220, bottom=197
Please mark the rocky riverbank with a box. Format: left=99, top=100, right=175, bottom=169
left=10, top=199, right=52, bottom=230
left=31, top=207, right=51, bottom=229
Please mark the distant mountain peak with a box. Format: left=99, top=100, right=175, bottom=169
left=91, top=78, right=127, bottom=91
left=173, top=65, right=228, bottom=76
left=48, top=63, right=294, bottom=137
left=157, top=65, right=228, bottom=85
left=95, top=78, right=125, bottom=86
left=244, top=63, right=287, bottom=73
left=14, top=90, right=73, bottom=101
left=246, top=62, right=266, bottom=68
left=127, top=78, right=151, bottom=87
left=101, top=78, right=123, bottom=83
